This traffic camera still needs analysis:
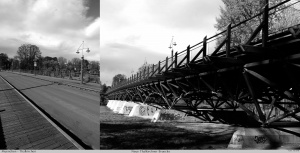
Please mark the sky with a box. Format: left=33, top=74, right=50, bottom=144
left=100, top=0, right=225, bottom=85
left=0, top=0, right=100, bottom=62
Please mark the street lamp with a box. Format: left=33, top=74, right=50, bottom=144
left=18, top=60, right=21, bottom=73
left=33, top=58, right=38, bottom=76
left=76, top=41, right=90, bottom=84
left=168, top=36, right=177, bottom=49
left=11, top=59, right=13, bottom=72
left=169, top=36, right=177, bottom=68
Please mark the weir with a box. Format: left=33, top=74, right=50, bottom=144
left=106, top=100, right=300, bottom=149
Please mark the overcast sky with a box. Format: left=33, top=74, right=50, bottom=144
left=100, top=0, right=225, bottom=85
left=0, top=0, right=99, bottom=62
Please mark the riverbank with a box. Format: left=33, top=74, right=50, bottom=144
left=100, top=106, right=237, bottom=149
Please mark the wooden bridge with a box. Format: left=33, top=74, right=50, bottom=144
left=106, top=0, right=300, bottom=127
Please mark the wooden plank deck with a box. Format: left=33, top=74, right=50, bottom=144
left=0, top=77, right=78, bottom=150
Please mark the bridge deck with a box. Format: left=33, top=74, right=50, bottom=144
left=0, top=76, right=78, bottom=149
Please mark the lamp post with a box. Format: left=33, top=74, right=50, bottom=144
left=18, top=60, right=21, bottom=73
left=33, top=58, right=37, bottom=76
left=76, top=41, right=90, bottom=84
left=169, top=36, right=177, bottom=68
left=73, top=62, right=76, bottom=79
left=11, top=59, right=13, bottom=72
left=64, top=62, right=67, bottom=79
left=74, top=67, right=76, bottom=78
left=99, top=61, right=101, bottom=85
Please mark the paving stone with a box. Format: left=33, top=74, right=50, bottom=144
left=54, top=142, right=76, bottom=149
left=6, top=135, right=30, bottom=149
left=5, top=124, right=52, bottom=139
left=20, top=134, right=63, bottom=149
left=51, top=135, right=71, bottom=147
left=32, top=139, right=59, bottom=149
left=2, top=120, right=21, bottom=128
left=67, top=144, right=79, bottom=149
left=27, top=128, right=60, bottom=142
left=42, top=142, right=61, bottom=150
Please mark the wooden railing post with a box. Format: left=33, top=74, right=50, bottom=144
left=175, top=52, right=178, bottom=68
left=143, top=68, right=146, bottom=79
left=152, top=64, right=154, bottom=74
left=139, top=71, right=142, bottom=80
left=165, top=57, right=168, bottom=72
left=186, top=45, right=190, bottom=64
left=262, top=0, right=269, bottom=47
left=141, top=70, right=143, bottom=80
left=203, top=36, right=207, bottom=58
left=226, top=24, right=231, bottom=58
left=130, top=75, right=132, bottom=83
left=147, top=66, right=150, bottom=78
left=171, top=50, right=174, bottom=68
left=158, top=61, right=161, bottom=74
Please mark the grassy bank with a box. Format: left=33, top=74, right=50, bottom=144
left=100, top=106, right=235, bottom=149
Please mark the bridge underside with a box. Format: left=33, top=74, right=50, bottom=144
left=108, top=13, right=300, bottom=127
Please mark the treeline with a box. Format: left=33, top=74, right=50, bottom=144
left=100, top=81, right=110, bottom=105
left=0, top=44, right=99, bottom=74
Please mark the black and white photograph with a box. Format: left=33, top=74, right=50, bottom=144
left=0, top=0, right=100, bottom=150
left=100, top=0, right=300, bottom=151
left=1, top=0, right=300, bottom=152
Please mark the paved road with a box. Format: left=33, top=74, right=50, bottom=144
left=0, top=71, right=99, bottom=149
left=12, top=72, right=100, bottom=92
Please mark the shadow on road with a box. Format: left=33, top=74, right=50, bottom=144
left=0, top=88, right=13, bottom=92
left=19, top=83, right=55, bottom=91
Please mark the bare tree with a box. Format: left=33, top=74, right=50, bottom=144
left=214, top=0, right=298, bottom=46
left=112, top=74, right=126, bottom=86
left=17, top=44, right=42, bottom=70
left=58, top=56, right=67, bottom=69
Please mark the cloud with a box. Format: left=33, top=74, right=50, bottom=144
left=100, top=43, right=166, bottom=85
left=0, top=0, right=99, bottom=62
left=140, top=0, right=222, bottom=30
left=85, top=18, right=100, bottom=39
left=100, top=0, right=224, bottom=85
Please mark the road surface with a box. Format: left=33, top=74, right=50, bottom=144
left=0, top=71, right=99, bottom=149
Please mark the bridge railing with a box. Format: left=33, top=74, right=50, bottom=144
left=109, top=0, right=299, bottom=92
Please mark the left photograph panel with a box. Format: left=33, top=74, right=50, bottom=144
left=0, top=0, right=100, bottom=150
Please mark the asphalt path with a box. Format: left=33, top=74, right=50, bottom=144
left=0, top=71, right=99, bottom=149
